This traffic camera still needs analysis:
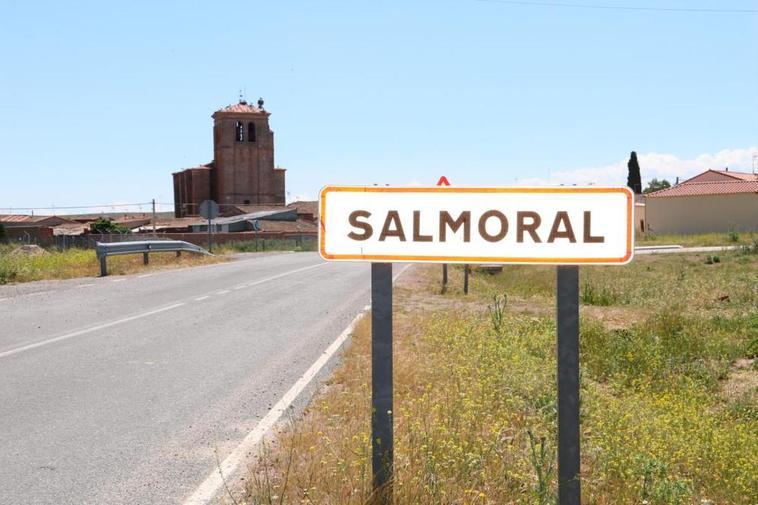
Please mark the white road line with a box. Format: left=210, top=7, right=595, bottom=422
left=195, top=296, right=210, bottom=301
left=25, top=291, right=52, bottom=297
left=241, top=262, right=327, bottom=289
left=78, top=283, right=95, bottom=288
left=0, top=303, right=186, bottom=360
left=1, top=262, right=328, bottom=360
left=233, top=285, right=245, bottom=290
left=137, top=273, right=154, bottom=278
left=0, top=298, right=7, bottom=303
left=215, top=290, right=230, bottom=295
left=182, top=263, right=410, bottom=505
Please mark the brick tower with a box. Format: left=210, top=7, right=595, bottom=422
left=212, top=98, right=285, bottom=207
left=173, top=99, right=286, bottom=217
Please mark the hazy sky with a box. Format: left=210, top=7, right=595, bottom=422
left=1, top=0, right=757, bottom=213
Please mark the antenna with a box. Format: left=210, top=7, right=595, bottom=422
left=753, top=154, right=757, bottom=175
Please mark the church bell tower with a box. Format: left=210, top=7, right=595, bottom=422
left=211, top=98, right=285, bottom=206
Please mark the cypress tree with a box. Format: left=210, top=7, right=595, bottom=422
left=627, top=151, right=642, bottom=194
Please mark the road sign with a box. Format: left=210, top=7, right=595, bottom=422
left=319, top=186, right=634, bottom=265
left=319, top=184, right=634, bottom=504
left=199, top=200, right=219, bottom=220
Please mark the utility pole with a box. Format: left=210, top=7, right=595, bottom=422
left=151, top=199, right=157, bottom=235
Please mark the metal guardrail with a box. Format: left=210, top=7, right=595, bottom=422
left=95, top=240, right=211, bottom=276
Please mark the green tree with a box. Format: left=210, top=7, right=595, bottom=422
left=89, top=218, right=130, bottom=234
left=643, top=178, right=671, bottom=194
left=627, top=151, right=642, bottom=194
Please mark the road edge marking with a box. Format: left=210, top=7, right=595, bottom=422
left=182, top=263, right=411, bottom=505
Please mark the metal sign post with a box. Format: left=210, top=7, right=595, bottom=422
left=199, top=200, right=219, bottom=253
left=371, top=262, right=393, bottom=503
left=557, top=265, right=580, bottom=504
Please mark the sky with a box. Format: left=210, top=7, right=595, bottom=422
left=1, top=0, right=757, bottom=214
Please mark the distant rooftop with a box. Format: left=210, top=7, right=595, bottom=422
left=686, top=169, right=758, bottom=183
left=646, top=180, right=758, bottom=198
left=214, top=98, right=267, bottom=115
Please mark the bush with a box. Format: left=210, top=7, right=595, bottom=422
left=705, top=254, right=720, bottom=264
left=89, top=218, right=130, bottom=234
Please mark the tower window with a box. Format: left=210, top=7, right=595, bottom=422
left=235, top=121, right=244, bottom=142
left=247, top=122, right=256, bottom=142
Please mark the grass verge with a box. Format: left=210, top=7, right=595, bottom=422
left=637, top=230, right=758, bottom=248
left=239, top=250, right=757, bottom=504
left=0, top=245, right=227, bottom=284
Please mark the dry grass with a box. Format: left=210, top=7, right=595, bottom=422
left=637, top=230, right=758, bottom=247
left=237, top=249, right=757, bottom=505
left=0, top=246, right=227, bottom=284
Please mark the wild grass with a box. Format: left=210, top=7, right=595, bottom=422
left=637, top=231, right=758, bottom=247
left=240, top=251, right=757, bottom=504
left=0, top=245, right=226, bottom=284
left=216, top=237, right=317, bottom=254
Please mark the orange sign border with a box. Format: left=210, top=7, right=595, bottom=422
left=319, top=186, right=634, bottom=265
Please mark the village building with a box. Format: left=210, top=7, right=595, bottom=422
left=172, top=99, right=286, bottom=218
left=645, top=169, right=758, bottom=234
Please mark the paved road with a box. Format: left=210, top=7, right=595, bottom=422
left=0, top=253, right=373, bottom=504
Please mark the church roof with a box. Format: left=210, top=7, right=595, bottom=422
left=214, top=100, right=267, bottom=115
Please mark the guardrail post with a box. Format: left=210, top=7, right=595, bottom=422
left=557, top=265, right=581, bottom=505
left=99, top=256, right=108, bottom=277
left=143, top=252, right=149, bottom=265
left=371, top=262, right=393, bottom=504
left=442, top=264, right=448, bottom=292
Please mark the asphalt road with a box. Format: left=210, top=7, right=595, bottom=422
left=0, top=252, right=373, bottom=504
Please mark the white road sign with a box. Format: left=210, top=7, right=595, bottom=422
left=319, top=186, right=634, bottom=264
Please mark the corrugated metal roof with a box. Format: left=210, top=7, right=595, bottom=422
left=213, top=209, right=296, bottom=225
left=646, top=180, right=758, bottom=198
left=227, top=204, right=286, bottom=216
left=258, top=220, right=318, bottom=233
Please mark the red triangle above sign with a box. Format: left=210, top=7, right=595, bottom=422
left=436, top=176, right=451, bottom=186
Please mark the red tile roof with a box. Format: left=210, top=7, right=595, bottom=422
left=646, top=180, right=758, bottom=198
left=214, top=102, right=266, bottom=114
left=0, top=215, right=75, bottom=226
left=708, top=170, right=758, bottom=181
left=286, top=201, right=318, bottom=219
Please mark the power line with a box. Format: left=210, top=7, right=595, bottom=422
left=2, top=202, right=158, bottom=211
left=476, top=0, right=758, bottom=13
